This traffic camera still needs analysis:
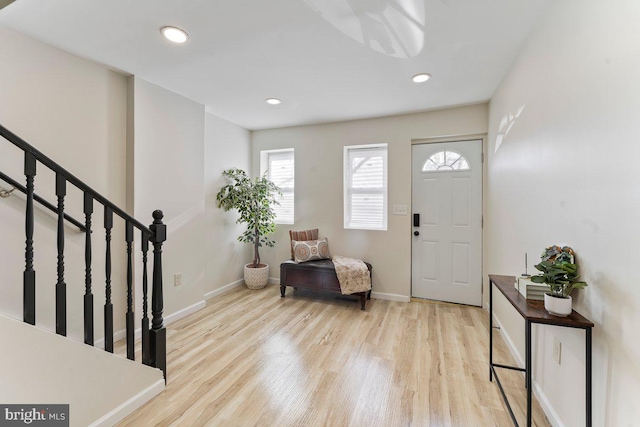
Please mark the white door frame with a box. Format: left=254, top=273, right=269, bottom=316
left=410, top=135, right=486, bottom=305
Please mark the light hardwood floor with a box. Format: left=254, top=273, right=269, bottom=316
left=117, top=285, right=550, bottom=427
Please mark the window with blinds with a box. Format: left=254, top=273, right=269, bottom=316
left=344, top=144, right=388, bottom=230
left=261, top=149, right=294, bottom=224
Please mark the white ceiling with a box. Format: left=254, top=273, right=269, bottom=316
left=0, top=0, right=552, bottom=130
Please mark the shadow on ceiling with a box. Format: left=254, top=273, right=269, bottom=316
left=304, top=0, right=426, bottom=58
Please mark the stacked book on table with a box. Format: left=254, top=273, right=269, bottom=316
left=515, top=276, right=548, bottom=301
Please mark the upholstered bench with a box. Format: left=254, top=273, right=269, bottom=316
left=279, top=259, right=372, bottom=310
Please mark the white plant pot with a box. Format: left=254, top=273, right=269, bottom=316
left=544, top=293, right=572, bottom=317
left=244, top=263, right=269, bottom=289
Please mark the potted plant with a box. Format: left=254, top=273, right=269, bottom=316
left=216, top=168, right=281, bottom=289
left=531, top=246, right=587, bottom=316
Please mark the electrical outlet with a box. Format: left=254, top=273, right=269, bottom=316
left=174, top=273, right=182, bottom=287
left=553, top=337, right=562, bottom=365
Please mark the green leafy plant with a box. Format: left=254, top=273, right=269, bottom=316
left=216, top=168, right=281, bottom=268
left=531, top=255, right=587, bottom=298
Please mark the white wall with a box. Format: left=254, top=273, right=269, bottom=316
left=131, top=77, right=206, bottom=318
left=131, top=80, right=253, bottom=316
left=204, top=113, right=252, bottom=295
left=486, top=1, right=640, bottom=425
left=0, top=27, right=255, bottom=345
left=252, top=104, right=487, bottom=299
left=0, top=26, right=128, bottom=343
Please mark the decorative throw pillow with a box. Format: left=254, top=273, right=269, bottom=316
left=289, top=228, right=319, bottom=258
left=292, top=238, right=331, bottom=263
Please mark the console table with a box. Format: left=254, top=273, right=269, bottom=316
left=488, top=275, right=594, bottom=427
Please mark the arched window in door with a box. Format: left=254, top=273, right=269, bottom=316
left=422, top=150, right=470, bottom=172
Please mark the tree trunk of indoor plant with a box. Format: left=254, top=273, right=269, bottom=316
left=253, top=227, right=260, bottom=267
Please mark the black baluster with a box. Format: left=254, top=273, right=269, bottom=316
left=104, top=206, right=114, bottom=352
left=126, top=221, right=135, bottom=360
left=149, top=210, right=167, bottom=380
left=23, top=153, right=36, bottom=325
left=55, top=173, right=66, bottom=336
left=141, top=231, right=150, bottom=366
left=84, top=193, right=94, bottom=345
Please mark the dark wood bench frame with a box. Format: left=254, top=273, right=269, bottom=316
left=279, top=259, right=372, bottom=310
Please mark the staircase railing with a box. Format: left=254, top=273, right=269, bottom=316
left=0, top=169, right=86, bottom=231
left=0, top=124, right=167, bottom=380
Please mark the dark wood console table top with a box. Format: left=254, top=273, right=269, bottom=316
left=488, top=274, right=593, bottom=427
left=490, top=274, right=594, bottom=328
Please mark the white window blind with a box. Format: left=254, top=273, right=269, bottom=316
left=262, top=149, right=294, bottom=224
left=344, top=144, right=388, bottom=230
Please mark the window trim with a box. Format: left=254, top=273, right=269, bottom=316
left=343, top=143, right=388, bottom=231
left=260, top=148, right=295, bottom=225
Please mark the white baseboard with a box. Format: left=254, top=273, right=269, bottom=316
left=164, top=300, right=206, bottom=324
left=370, top=292, right=410, bottom=303
left=533, top=381, right=564, bottom=427
left=268, top=277, right=279, bottom=285
left=95, top=300, right=206, bottom=349
left=485, top=303, right=564, bottom=427
left=89, top=379, right=165, bottom=427
left=204, top=279, right=245, bottom=300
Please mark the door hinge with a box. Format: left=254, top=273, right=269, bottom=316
left=481, top=215, right=484, bottom=228
left=481, top=153, right=485, bottom=163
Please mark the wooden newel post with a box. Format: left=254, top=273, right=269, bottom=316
left=149, top=210, right=167, bottom=380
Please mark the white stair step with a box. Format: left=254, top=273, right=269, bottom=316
left=0, top=314, right=164, bottom=427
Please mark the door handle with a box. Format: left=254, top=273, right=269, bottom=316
left=413, top=213, right=420, bottom=227
left=414, top=231, right=420, bottom=236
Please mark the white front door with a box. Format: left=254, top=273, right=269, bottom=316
left=411, top=140, right=483, bottom=306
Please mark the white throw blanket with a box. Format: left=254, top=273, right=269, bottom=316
left=332, top=256, right=371, bottom=295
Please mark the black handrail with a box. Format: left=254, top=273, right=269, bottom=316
left=0, top=169, right=86, bottom=231
left=0, top=123, right=166, bottom=380
left=0, top=124, right=151, bottom=234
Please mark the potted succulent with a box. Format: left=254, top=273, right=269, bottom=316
left=531, top=246, right=587, bottom=316
left=216, top=168, right=281, bottom=289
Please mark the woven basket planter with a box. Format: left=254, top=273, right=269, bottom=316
left=244, top=263, right=269, bottom=289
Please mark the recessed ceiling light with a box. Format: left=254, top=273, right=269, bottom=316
left=265, top=98, right=282, bottom=105
left=161, top=26, right=189, bottom=44
left=412, top=73, right=431, bottom=83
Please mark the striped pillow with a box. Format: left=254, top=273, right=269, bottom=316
left=292, top=238, right=331, bottom=263
left=289, top=229, right=319, bottom=258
